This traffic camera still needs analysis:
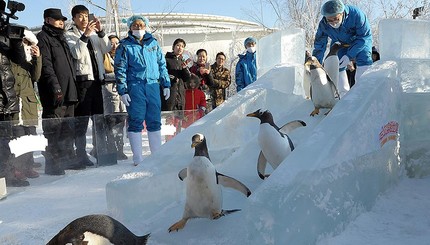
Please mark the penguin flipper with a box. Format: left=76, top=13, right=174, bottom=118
left=212, top=209, right=241, bottom=219
left=178, top=168, right=187, bottom=181
left=325, top=73, right=340, bottom=99
left=279, top=120, right=306, bottom=134
left=257, top=151, right=268, bottom=179
left=216, top=172, right=251, bottom=197
left=138, top=233, right=151, bottom=244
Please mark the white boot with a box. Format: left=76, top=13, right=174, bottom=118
left=148, top=130, right=162, bottom=154
left=338, top=70, right=350, bottom=98
left=128, top=132, right=143, bottom=166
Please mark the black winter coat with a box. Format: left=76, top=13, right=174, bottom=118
left=161, top=51, right=191, bottom=111
left=0, top=36, right=26, bottom=115
left=36, top=24, right=78, bottom=110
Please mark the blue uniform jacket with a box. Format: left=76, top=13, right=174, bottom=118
left=235, top=51, right=257, bottom=92
left=312, top=5, right=373, bottom=66
left=114, top=31, right=171, bottom=96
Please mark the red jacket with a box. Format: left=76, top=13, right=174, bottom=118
left=185, top=88, right=206, bottom=110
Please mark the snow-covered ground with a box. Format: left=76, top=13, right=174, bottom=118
left=1, top=18, right=430, bottom=245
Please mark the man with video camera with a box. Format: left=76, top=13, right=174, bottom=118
left=0, top=0, right=28, bottom=186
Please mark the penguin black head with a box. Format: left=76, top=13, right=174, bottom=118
left=246, top=109, right=279, bottom=127
left=304, top=55, right=322, bottom=69
left=327, top=42, right=350, bottom=57
left=191, top=133, right=210, bottom=159
left=304, top=50, right=312, bottom=64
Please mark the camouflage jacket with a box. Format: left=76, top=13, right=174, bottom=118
left=210, top=63, right=231, bottom=109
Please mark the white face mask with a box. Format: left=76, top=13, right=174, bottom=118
left=132, top=30, right=145, bottom=39
left=247, top=46, right=256, bottom=53
left=329, top=22, right=341, bottom=29
left=328, top=15, right=343, bottom=29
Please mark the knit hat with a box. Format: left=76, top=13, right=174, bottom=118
left=244, top=37, right=257, bottom=48
left=23, top=30, right=38, bottom=45
left=122, top=15, right=149, bottom=29
left=321, top=0, right=345, bottom=17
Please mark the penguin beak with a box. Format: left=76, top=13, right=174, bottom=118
left=191, top=142, right=198, bottom=148
left=246, top=109, right=261, bottom=118
left=246, top=112, right=257, bottom=118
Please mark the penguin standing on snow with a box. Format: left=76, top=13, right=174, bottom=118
left=47, top=214, right=150, bottom=245
left=323, top=42, right=345, bottom=89
left=168, top=133, right=251, bottom=233
left=305, top=49, right=340, bottom=116
left=247, top=109, right=306, bottom=179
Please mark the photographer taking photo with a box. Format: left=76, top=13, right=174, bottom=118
left=0, top=0, right=28, bottom=187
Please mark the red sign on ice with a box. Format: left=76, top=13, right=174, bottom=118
left=379, top=121, right=399, bottom=147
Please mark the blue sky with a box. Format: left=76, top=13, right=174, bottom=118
left=10, top=0, right=277, bottom=28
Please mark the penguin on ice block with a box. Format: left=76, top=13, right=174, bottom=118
left=46, top=214, right=150, bottom=245
left=305, top=47, right=340, bottom=116
left=247, top=109, right=306, bottom=179
left=168, top=133, right=251, bottom=232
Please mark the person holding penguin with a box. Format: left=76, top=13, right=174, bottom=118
left=312, top=0, right=372, bottom=97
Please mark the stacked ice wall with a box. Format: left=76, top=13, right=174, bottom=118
left=104, top=19, right=427, bottom=244
left=379, top=19, right=430, bottom=177
left=257, top=28, right=306, bottom=77
left=247, top=61, right=402, bottom=244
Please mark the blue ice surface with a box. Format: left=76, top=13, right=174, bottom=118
left=106, top=19, right=430, bottom=244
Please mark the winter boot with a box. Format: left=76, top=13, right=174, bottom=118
left=74, top=135, right=93, bottom=167
left=3, top=158, right=29, bottom=187
left=128, top=131, right=143, bottom=166
left=43, top=147, right=65, bottom=176
left=22, top=153, right=40, bottom=178
left=148, top=130, right=162, bottom=154
left=115, top=136, right=128, bottom=160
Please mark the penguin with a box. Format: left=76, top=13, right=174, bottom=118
left=168, top=133, right=251, bottom=232
left=47, top=214, right=150, bottom=245
left=323, top=42, right=344, bottom=88
left=247, top=109, right=306, bottom=179
left=304, top=50, right=340, bottom=116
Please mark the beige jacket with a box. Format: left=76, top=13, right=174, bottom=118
left=65, top=25, right=111, bottom=81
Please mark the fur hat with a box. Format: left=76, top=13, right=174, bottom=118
left=321, top=0, right=345, bottom=17
left=23, top=30, right=38, bottom=45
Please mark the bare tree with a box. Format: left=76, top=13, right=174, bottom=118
left=252, top=0, right=430, bottom=49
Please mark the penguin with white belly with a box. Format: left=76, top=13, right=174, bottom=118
left=168, top=133, right=251, bottom=232
left=305, top=49, right=340, bottom=116
left=247, top=109, right=306, bottom=179
left=46, top=214, right=150, bottom=245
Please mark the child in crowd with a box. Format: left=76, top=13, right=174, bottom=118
left=185, top=74, right=206, bottom=113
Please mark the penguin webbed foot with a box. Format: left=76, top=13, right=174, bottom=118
left=212, top=212, right=224, bottom=220
left=310, top=108, right=320, bottom=116
left=168, top=218, right=188, bottom=233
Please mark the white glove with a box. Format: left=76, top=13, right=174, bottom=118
left=339, top=55, right=350, bottom=69
left=163, top=88, right=170, bottom=100
left=121, top=94, right=131, bottom=107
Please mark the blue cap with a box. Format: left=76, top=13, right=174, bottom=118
left=244, top=37, right=257, bottom=48
left=122, top=15, right=149, bottom=29
left=321, top=0, right=345, bottom=17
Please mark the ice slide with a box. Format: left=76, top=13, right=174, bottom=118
left=106, top=19, right=429, bottom=244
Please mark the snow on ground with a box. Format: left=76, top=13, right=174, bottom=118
left=1, top=18, right=430, bottom=245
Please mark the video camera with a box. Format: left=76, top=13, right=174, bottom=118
left=0, top=0, right=26, bottom=40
